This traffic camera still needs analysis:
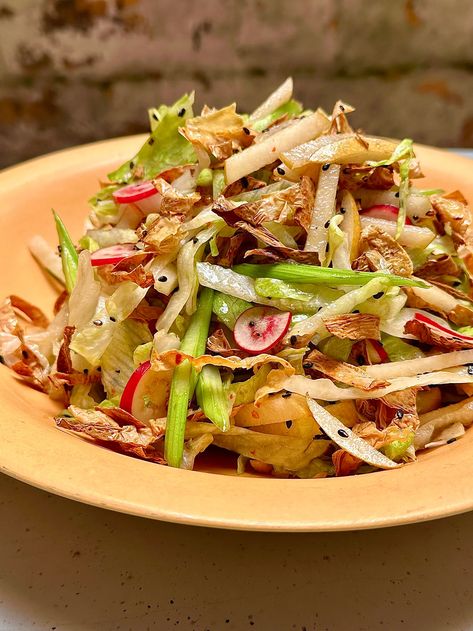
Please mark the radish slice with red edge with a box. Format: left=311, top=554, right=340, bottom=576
left=90, top=243, right=136, bottom=267
left=120, top=360, right=172, bottom=422
left=361, top=204, right=412, bottom=225
left=234, top=306, right=292, bottom=354
left=414, top=312, right=473, bottom=343
left=366, top=339, right=389, bottom=364
left=113, top=181, right=157, bottom=204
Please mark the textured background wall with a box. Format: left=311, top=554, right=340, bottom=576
left=0, top=0, right=472, bottom=168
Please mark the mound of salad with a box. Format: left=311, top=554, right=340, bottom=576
left=3, top=78, right=473, bottom=478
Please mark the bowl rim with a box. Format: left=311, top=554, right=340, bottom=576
left=1, top=136, right=473, bottom=532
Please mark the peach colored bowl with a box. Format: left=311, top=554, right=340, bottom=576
left=1, top=137, right=472, bottom=532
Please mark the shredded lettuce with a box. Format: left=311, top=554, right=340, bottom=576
left=101, top=319, right=152, bottom=398
left=70, top=282, right=148, bottom=365
left=381, top=333, right=424, bottom=362
left=212, top=170, right=226, bottom=199
left=212, top=292, right=252, bottom=330
left=318, top=336, right=353, bottom=362
left=382, top=432, right=414, bottom=461
left=198, top=263, right=337, bottom=314
left=251, top=99, right=303, bottom=132
left=85, top=228, right=138, bottom=248
left=133, top=341, right=153, bottom=367
left=108, top=94, right=197, bottom=183
left=78, top=235, right=100, bottom=252
left=254, top=278, right=314, bottom=302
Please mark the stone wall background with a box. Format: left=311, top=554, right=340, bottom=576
left=0, top=0, right=472, bottom=168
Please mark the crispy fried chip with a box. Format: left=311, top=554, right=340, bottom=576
left=359, top=225, right=413, bottom=277
left=153, top=178, right=201, bottom=215
left=57, top=406, right=166, bottom=463
left=305, top=348, right=388, bottom=391
left=432, top=191, right=473, bottom=278
left=323, top=313, right=381, bottom=341
left=181, top=104, right=253, bottom=160
left=10, top=295, right=49, bottom=328
left=404, top=318, right=473, bottom=350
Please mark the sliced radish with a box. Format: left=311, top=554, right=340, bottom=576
left=90, top=243, right=136, bottom=267
left=234, top=307, right=292, bottom=354
left=113, top=181, right=157, bottom=204
left=414, top=312, right=473, bottom=342
left=366, top=339, right=389, bottom=364
left=120, top=360, right=172, bottom=422
left=361, top=204, right=412, bottom=225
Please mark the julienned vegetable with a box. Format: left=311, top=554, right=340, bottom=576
left=232, top=263, right=428, bottom=288
left=4, top=78, right=473, bottom=480
left=53, top=210, right=78, bottom=293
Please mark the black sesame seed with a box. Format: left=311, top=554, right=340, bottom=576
left=158, top=275, right=168, bottom=282
left=193, top=237, right=199, bottom=244
left=177, top=108, right=186, bottom=117
left=285, top=420, right=293, bottom=429
left=324, top=220, right=330, bottom=228
left=277, top=167, right=285, bottom=175
left=242, top=126, right=250, bottom=135
left=468, top=364, right=473, bottom=375
left=303, top=362, right=313, bottom=369
left=394, top=191, right=400, bottom=198
left=83, top=368, right=89, bottom=375
left=322, top=163, right=331, bottom=171
left=447, top=437, right=457, bottom=444
left=152, top=112, right=158, bottom=121
left=281, top=392, right=292, bottom=398
left=148, top=138, right=155, bottom=146
left=373, top=291, right=384, bottom=299
left=339, top=207, right=346, bottom=214
left=96, top=366, right=101, bottom=372
left=93, top=319, right=103, bottom=327
left=129, top=161, right=134, bottom=169
left=115, top=369, right=121, bottom=374
left=290, top=335, right=297, bottom=345
left=248, top=321, right=255, bottom=327
left=353, top=309, right=360, bottom=314
left=110, top=316, right=116, bottom=322
left=340, top=105, right=345, bottom=112
left=395, top=409, right=404, bottom=420
left=412, top=215, right=419, bottom=221
left=57, top=245, right=62, bottom=253
left=338, top=428, right=349, bottom=438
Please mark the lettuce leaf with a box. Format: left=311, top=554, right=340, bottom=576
left=108, top=94, right=197, bottom=184
left=70, top=281, right=148, bottom=365
left=251, top=99, right=303, bottom=132
left=212, top=292, right=252, bottom=330
left=229, top=365, right=271, bottom=405
left=381, top=333, right=425, bottom=361
left=101, top=319, right=152, bottom=398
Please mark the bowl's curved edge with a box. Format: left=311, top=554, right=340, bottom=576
left=1, top=138, right=473, bottom=532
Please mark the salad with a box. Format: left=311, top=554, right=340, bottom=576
left=3, top=77, right=473, bottom=478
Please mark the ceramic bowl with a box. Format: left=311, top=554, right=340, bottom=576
left=1, top=137, right=472, bottom=531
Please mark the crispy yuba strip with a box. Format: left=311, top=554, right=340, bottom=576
left=323, top=313, right=381, bottom=341
left=359, top=225, right=413, bottom=277
left=305, top=348, right=388, bottom=391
